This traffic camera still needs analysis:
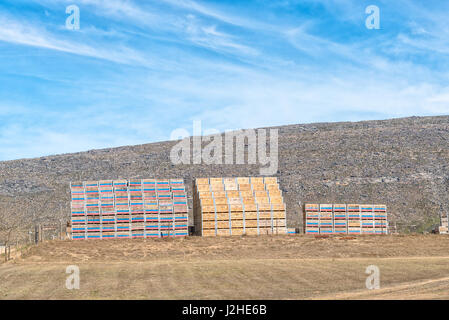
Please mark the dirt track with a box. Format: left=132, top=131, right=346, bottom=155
left=1, top=234, right=449, bottom=299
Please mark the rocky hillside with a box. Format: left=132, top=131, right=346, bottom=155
left=1, top=115, right=448, bottom=233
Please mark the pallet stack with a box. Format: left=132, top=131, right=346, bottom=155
left=193, top=177, right=287, bottom=236
left=440, top=214, right=449, bottom=234
left=70, top=178, right=189, bottom=240
left=319, top=204, right=333, bottom=234
left=374, top=205, right=388, bottom=234
left=100, top=180, right=115, bottom=239
left=347, top=204, right=361, bottom=235
left=361, top=205, right=375, bottom=234
left=333, top=204, right=347, bottom=234
left=303, top=203, right=388, bottom=235
left=304, top=204, right=319, bottom=234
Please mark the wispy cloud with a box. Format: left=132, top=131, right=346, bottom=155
left=0, top=0, right=448, bottom=160
left=0, top=13, right=151, bottom=66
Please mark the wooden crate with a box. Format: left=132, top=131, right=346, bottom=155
left=250, top=177, right=264, bottom=184
left=258, top=227, right=273, bottom=235
left=348, top=221, right=361, bottom=227
left=258, top=211, right=272, bottom=219
left=210, top=184, right=224, bottom=191
left=305, top=227, right=319, bottom=234
left=231, top=220, right=244, bottom=228
left=202, top=229, right=216, bottom=237
left=202, top=206, right=216, bottom=213
left=236, top=177, right=250, bottom=184
left=319, top=220, right=333, bottom=228
left=263, top=177, right=277, bottom=184
left=217, top=229, right=231, bottom=236
left=210, top=177, right=223, bottom=184
left=348, top=227, right=361, bottom=234
left=333, top=228, right=347, bottom=234
left=244, top=204, right=257, bottom=212
left=245, top=219, right=258, bottom=228
left=230, top=212, right=244, bottom=219
left=258, top=219, right=272, bottom=227
left=230, top=204, right=243, bottom=212
left=240, top=191, right=254, bottom=198
left=305, top=204, right=319, bottom=211
left=224, top=184, right=238, bottom=191
left=245, top=212, right=258, bottom=219
left=305, top=220, right=319, bottom=227
left=272, top=211, right=285, bottom=219
left=238, top=184, right=252, bottom=191
left=87, top=232, right=101, bottom=239
left=245, top=228, right=259, bottom=235
left=273, top=219, right=286, bottom=227
left=251, top=183, right=266, bottom=191
left=196, top=184, right=210, bottom=192
left=319, top=227, right=333, bottom=234
left=254, top=190, right=268, bottom=197
left=213, top=191, right=227, bottom=198
left=196, top=178, right=209, bottom=185
left=231, top=228, right=244, bottom=235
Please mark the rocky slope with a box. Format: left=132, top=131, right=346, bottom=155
left=1, top=115, right=448, bottom=233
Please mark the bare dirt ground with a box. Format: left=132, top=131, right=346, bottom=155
left=1, top=234, right=449, bottom=299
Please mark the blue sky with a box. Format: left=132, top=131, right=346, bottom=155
left=0, top=0, right=448, bottom=160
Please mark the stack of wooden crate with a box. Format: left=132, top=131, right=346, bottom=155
left=333, top=204, right=347, bottom=234
left=304, top=204, right=319, bottom=234
left=440, top=214, right=449, bottom=234
left=85, top=181, right=101, bottom=239
left=347, top=204, right=362, bottom=235
left=70, top=182, right=86, bottom=240
left=171, top=179, right=189, bottom=237
left=361, top=205, right=375, bottom=234
left=319, top=204, right=333, bottom=234
left=374, top=205, right=388, bottom=234
left=303, top=203, right=388, bottom=235
left=70, top=178, right=189, bottom=240
left=114, top=179, right=130, bottom=238
left=99, top=180, right=115, bottom=239
left=193, top=177, right=287, bottom=236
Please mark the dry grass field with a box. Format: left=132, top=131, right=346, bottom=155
left=1, top=234, right=449, bottom=300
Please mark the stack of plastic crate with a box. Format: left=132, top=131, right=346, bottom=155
left=333, top=204, right=347, bottom=234
left=347, top=204, right=362, bottom=235
left=304, top=204, right=319, bottom=234
left=319, top=204, right=333, bottom=234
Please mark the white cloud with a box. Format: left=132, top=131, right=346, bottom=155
left=0, top=13, right=152, bottom=66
